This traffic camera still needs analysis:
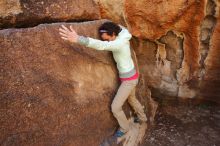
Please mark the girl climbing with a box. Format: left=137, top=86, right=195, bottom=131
left=59, top=21, right=147, bottom=138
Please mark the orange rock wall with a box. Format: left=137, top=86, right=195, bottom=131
left=98, top=0, right=220, bottom=102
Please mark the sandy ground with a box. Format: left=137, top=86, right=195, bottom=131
left=142, top=102, right=220, bottom=146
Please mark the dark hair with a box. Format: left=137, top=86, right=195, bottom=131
left=98, top=22, right=122, bottom=39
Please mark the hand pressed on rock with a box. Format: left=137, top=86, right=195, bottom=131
left=59, top=25, right=79, bottom=43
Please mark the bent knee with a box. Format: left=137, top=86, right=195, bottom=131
left=111, top=102, right=122, bottom=114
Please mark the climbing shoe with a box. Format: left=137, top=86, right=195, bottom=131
left=134, top=116, right=147, bottom=124
left=114, top=130, right=125, bottom=137
left=134, top=116, right=141, bottom=123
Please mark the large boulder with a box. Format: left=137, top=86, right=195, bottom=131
left=0, top=19, right=117, bottom=146
left=0, top=19, right=156, bottom=146
left=0, top=0, right=101, bottom=28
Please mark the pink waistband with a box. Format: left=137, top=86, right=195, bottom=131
left=120, top=72, right=139, bottom=82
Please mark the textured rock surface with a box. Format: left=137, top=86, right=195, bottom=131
left=1, top=0, right=220, bottom=103
left=94, top=0, right=220, bottom=103
left=125, top=0, right=205, bottom=99
left=95, top=0, right=126, bottom=25
left=126, top=0, right=220, bottom=103
left=0, top=20, right=156, bottom=146
left=0, top=20, right=116, bottom=146
left=200, top=3, right=220, bottom=103
left=0, top=0, right=101, bottom=28
left=1, top=0, right=220, bottom=145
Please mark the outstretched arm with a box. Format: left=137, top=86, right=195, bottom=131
left=59, top=25, right=130, bottom=51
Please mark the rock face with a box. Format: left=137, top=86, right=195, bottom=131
left=0, top=20, right=116, bottom=146
left=0, top=0, right=101, bottom=28
left=200, top=4, right=220, bottom=103
left=124, top=0, right=206, bottom=100
left=1, top=0, right=220, bottom=145
left=1, top=0, right=220, bottom=103
left=112, top=0, right=220, bottom=103
left=0, top=20, right=156, bottom=146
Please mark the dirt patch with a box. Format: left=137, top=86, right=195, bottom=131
left=142, top=103, right=220, bottom=146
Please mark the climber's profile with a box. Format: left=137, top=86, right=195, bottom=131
left=59, top=21, right=147, bottom=138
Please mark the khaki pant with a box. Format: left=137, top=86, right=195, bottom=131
left=111, top=78, right=147, bottom=132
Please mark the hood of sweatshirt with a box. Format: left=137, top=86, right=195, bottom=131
left=117, top=25, right=132, bottom=41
